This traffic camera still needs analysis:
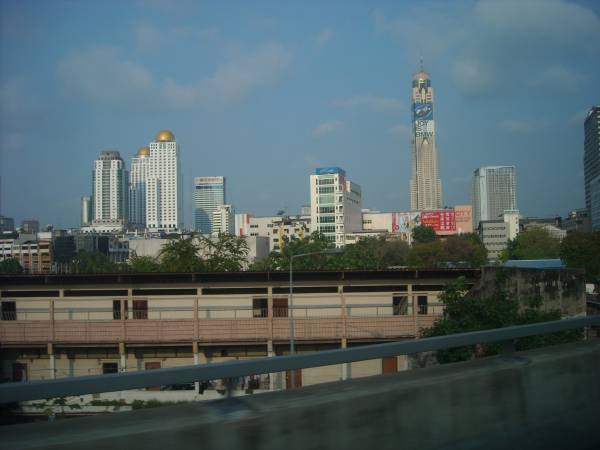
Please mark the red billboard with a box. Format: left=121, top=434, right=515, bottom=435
left=420, top=210, right=456, bottom=232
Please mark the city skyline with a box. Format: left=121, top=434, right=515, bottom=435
left=1, top=0, right=600, bottom=228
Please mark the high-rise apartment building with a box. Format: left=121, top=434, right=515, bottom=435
left=194, top=176, right=225, bottom=235
left=310, top=167, right=362, bottom=247
left=146, top=130, right=183, bottom=232
left=129, top=146, right=150, bottom=230
left=211, top=204, right=235, bottom=236
left=590, top=175, right=600, bottom=231
left=472, top=166, right=517, bottom=229
left=584, top=106, right=600, bottom=214
left=81, top=196, right=92, bottom=226
left=410, top=68, right=442, bottom=210
left=91, top=151, right=128, bottom=228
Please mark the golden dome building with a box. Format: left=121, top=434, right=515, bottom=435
left=145, top=130, right=183, bottom=231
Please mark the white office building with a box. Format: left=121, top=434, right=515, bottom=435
left=211, top=204, right=235, bottom=236
left=245, top=215, right=310, bottom=252
left=310, top=167, right=362, bottom=247
left=128, top=147, right=150, bottom=230
left=194, top=176, right=225, bottom=235
left=91, top=150, right=127, bottom=230
left=472, top=166, right=517, bottom=229
left=146, top=130, right=183, bottom=232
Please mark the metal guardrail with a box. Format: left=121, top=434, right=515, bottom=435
left=1, top=315, right=598, bottom=404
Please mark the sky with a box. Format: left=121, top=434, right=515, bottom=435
left=1, top=0, right=599, bottom=229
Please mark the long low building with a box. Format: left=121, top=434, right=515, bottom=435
left=0, top=267, right=584, bottom=390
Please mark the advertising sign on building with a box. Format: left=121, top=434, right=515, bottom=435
left=391, top=212, right=421, bottom=233
left=420, top=210, right=456, bottom=232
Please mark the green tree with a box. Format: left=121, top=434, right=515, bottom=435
left=503, top=228, right=561, bottom=260
left=159, top=236, right=204, bottom=272
left=74, top=251, right=120, bottom=273
left=407, top=234, right=487, bottom=268
left=0, top=258, right=23, bottom=274
left=129, top=255, right=161, bottom=273
left=406, top=241, right=448, bottom=267
left=422, top=276, right=582, bottom=364
left=412, top=225, right=436, bottom=244
left=249, top=232, right=334, bottom=271
left=560, top=231, right=600, bottom=280
left=199, top=233, right=249, bottom=272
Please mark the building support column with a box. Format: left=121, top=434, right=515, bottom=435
left=341, top=338, right=349, bottom=381
left=267, top=340, right=276, bottom=391
left=119, top=342, right=126, bottom=372
left=47, top=343, right=56, bottom=379
left=193, top=341, right=200, bottom=392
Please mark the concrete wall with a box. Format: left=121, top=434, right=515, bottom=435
left=4, top=340, right=599, bottom=449
left=470, top=266, right=586, bottom=316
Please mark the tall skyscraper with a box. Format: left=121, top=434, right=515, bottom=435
left=81, top=196, right=92, bottom=226
left=146, top=130, right=183, bottom=232
left=310, top=167, right=362, bottom=247
left=472, top=166, right=517, bottom=229
left=91, top=151, right=128, bottom=228
left=410, top=67, right=442, bottom=211
left=194, top=176, right=225, bottom=235
left=211, top=204, right=235, bottom=236
left=129, top=146, right=150, bottom=230
left=584, top=106, right=600, bottom=214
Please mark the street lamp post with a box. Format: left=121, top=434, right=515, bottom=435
left=288, top=247, right=343, bottom=388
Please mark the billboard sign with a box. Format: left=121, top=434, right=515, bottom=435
left=420, top=210, right=456, bottom=232
left=391, top=212, right=421, bottom=233
left=413, top=102, right=433, bottom=121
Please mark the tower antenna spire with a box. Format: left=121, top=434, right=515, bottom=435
left=419, top=52, right=424, bottom=71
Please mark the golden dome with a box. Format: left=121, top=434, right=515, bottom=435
left=136, top=146, right=150, bottom=157
left=155, top=130, right=175, bottom=142
left=413, top=70, right=430, bottom=80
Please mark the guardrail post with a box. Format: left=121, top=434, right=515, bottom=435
left=193, top=341, right=200, bottom=392
left=341, top=338, right=349, bottom=380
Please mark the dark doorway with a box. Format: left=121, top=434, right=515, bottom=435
left=382, top=357, right=397, bottom=374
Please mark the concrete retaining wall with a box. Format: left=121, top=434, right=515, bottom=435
left=3, top=340, right=600, bottom=450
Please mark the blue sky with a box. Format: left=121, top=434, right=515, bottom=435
left=1, top=0, right=599, bottom=228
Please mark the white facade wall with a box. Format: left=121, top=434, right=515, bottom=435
left=194, top=176, right=225, bottom=235
left=128, top=152, right=149, bottom=229
left=247, top=216, right=310, bottom=252
left=91, top=151, right=127, bottom=228
left=211, top=204, right=235, bottom=236
left=472, top=166, right=517, bottom=229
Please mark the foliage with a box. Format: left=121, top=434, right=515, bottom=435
left=560, top=231, right=600, bottom=280
left=249, top=233, right=410, bottom=271
left=0, top=258, right=23, bottom=274
left=158, top=235, right=204, bottom=272
left=421, top=275, right=582, bottom=364
left=412, top=225, right=437, bottom=244
left=198, top=233, right=249, bottom=272
left=129, top=255, right=161, bottom=273
left=74, top=251, right=121, bottom=273
left=502, top=228, right=561, bottom=261
left=406, top=234, right=487, bottom=268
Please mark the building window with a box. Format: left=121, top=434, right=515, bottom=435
left=102, top=362, right=119, bottom=374
left=113, top=300, right=128, bottom=320
left=273, top=298, right=288, bottom=317
left=393, top=296, right=408, bottom=315
left=1, top=301, right=16, bottom=320
left=253, top=298, right=268, bottom=318
left=133, top=300, right=148, bottom=319
left=417, top=296, right=428, bottom=315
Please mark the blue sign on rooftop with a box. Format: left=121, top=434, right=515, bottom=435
left=315, top=167, right=345, bottom=176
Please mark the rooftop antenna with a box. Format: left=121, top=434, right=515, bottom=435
left=419, top=52, right=424, bottom=71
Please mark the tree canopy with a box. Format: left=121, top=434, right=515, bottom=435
left=560, top=231, right=600, bottom=280
left=406, top=234, right=487, bottom=268
left=0, top=258, right=23, bottom=274
left=501, top=228, right=561, bottom=261
left=421, top=275, right=582, bottom=364
left=412, top=225, right=437, bottom=244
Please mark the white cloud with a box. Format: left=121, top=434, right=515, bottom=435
left=335, top=95, right=403, bottom=112
left=315, top=30, right=333, bottom=48
left=374, top=0, right=600, bottom=97
left=57, top=44, right=291, bottom=109
left=500, top=119, right=533, bottom=134
left=312, top=120, right=342, bottom=137
left=57, top=47, right=153, bottom=105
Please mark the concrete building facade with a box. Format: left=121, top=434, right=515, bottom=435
left=128, top=147, right=150, bottom=230
left=584, top=106, right=600, bottom=215
left=246, top=215, right=310, bottom=252
left=472, top=166, right=517, bottom=229
left=81, top=196, right=92, bottom=227
left=478, top=220, right=509, bottom=261
left=211, top=204, right=235, bottom=236
left=91, top=151, right=128, bottom=230
left=591, top=175, right=600, bottom=230
left=310, top=167, right=362, bottom=247
left=410, top=68, right=442, bottom=211
left=194, top=177, right=225, bottom=235
left=146, top=130, right=182, bottom=232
